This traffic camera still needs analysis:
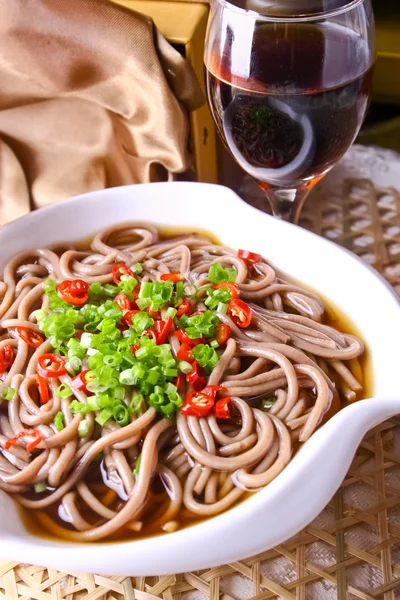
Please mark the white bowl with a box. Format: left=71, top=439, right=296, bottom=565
left=0, top=182, right=399, bottom=576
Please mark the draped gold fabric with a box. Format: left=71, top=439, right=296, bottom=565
left=0, top=0, right=204, bottom=224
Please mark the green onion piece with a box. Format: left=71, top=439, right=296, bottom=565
left=217, top=302, right=228, bottom=314
left=34, top=481, right=47, bottom=493
left=262, top=398, right=276, bottom=410
left=54, top=411, right=65, bottom=432
left=139, top=281, right=153, bottom=298
left=131, top=311, right=154, bottom=335
left=96, top=408, right=113, bottom=426
left=210, top=339, right=219, bottom=349
left=192, top=344, right=219, bottom=373
left=69, top=399, right=100, bottom=414
left=185, top=310, right=219, bottom=339
left=78, top=419, right=89, bottom=437
left=135, top=297, right=149, bottom=310
left=56, top=383, right=72, bottom=399
left=134, top=453, right=142, bottom=477
left=175, top=281, right=185, bottom=299
left=178, top=360, right=193, bottom=374
left=113, top=405, right=129, bottom=426
left=129, top=393, right=144, bottom=413
left=204, top=287, right=232, bottom=310
left=131, top=263, right=143, bottom=274
left=103, top=283, right=119, bottom=297
left=80, top=332, right=92, bottom=348
left=2, top=387, right=15, bottom=401
left=208, top=262, right=237, bottom=284
left=164, top=368, right=178, bottom=378
left=165, top=307, right=177, bottom=318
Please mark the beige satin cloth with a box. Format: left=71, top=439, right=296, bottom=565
left=0, top=0, right=203, bottom=224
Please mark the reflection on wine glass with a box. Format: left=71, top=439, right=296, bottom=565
left=204, top=0, right=375, bottom=222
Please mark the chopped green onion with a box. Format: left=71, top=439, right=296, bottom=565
left=118, top=276, right=138, bottom=298
left=178, top=360, right=193, bottom=374
left=34, top=481, right=47, bottom=493
left=210, top=339, right=219, bottom=349
left=139, top=281, right=152, bottom=298
left=136, top=297, right=150, bottom=310
left=129, top=393, right=144, bottom=413
left=2, top=387, right=15, bottom=401
left=96, top=408, right=113, bottom=426
left=217, top=302, right=228, bottom=314
left=134, top=453, right=141, bottom=477
left=131, top=263, right=143, bottom=274
left=78, top=419, right=89, bottom=437
left=80, top=332, right=92, bottom=348
left=175, top=281, right=185, bottom=298
left=113, top=405, right=129, bottom=426
left=56, top=383, right=72, bottom=399
left=165, top=307, right=177, bottom=318
left=54, top=411, right=65, bottom=432
left=192, top=344, right=219, bottom=373
left=262, top=398, right=276, bottom=410
left=184, top=310, right=219, bottom=339
left=69, top=399, right=100, bottom=414
left=179, top=313, right=189, bottom=326
left=204, top=287, right=232, bottom=310
left=208, top=262, right=237, bottom=284
left=130, top=311, right=154, bottom=335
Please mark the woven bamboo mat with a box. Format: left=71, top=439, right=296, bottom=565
left=1, top=170, right=400, bottom=599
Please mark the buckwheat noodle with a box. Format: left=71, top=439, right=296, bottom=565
left=0, top=223, right=364, bottom=542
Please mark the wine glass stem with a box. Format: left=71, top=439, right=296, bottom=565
left=262, top=184, right=312, bottom=224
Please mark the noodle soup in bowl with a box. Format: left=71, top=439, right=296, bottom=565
left=0, top=182, right=398, bottom=575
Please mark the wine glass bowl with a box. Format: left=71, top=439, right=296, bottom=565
left=204, top=0, right=375, bottom=221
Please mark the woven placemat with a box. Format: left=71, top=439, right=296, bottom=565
left=1, top=170, right=400, bottom=600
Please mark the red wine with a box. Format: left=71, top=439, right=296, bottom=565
left=206, top=23, right=372, bottom=185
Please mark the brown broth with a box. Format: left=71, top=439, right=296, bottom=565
left=16, top=226, right=373, bottom=543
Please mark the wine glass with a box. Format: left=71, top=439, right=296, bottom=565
left=204, top=0, right=375, bottom=222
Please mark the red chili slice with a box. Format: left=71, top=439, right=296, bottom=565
left=202, top=385, right=227, bottom=400
left=17, top=327, right=44, bottom=349
left=160, top=273, right=183, bottom=282
left=112, top=263, right=135, bottom=285
left=121, top=309, right=140, bottom=327
left=175, top=373, right=183, bottom=389
left=142, top=329, right=157, bottom=341
left=57, top=280, right=88, bottom=306
left=227, top=299, right=252, bottom=328
left=0, top=344, right=14, bottom=374
left=154, top=317, right=173, bottom=345
left=69, top=280, right=89, bottom=297
left=37, top=354, right=67, bottom=378
left=238, top=249, right=261, bottom=264
left=4, top=429, right=42, bottom=453
left=177, top=343, right=193, bottom=362
left=214, top=323, right=230, bottom=345
left=214, top=397, right=231, bottom=419
left=71, top=370, right=92, bottom=396
left=37, top=375, right=50, bottom=405
left=214, top=283, right=240, bottom=299
left=186, top=361, right=206, bottom=391
left=130, top=344, right=140, bottom=355
left=114, top=293, right=131, bottom=311
left=174, top=330, right=206, bottom=347
left=180, top=390, right=214, bottom=417
left=132, top=282, right=141, bottom=300
left=176, top=297, right=192, bottom=318
left=148, top=309, right=161, bottom=319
